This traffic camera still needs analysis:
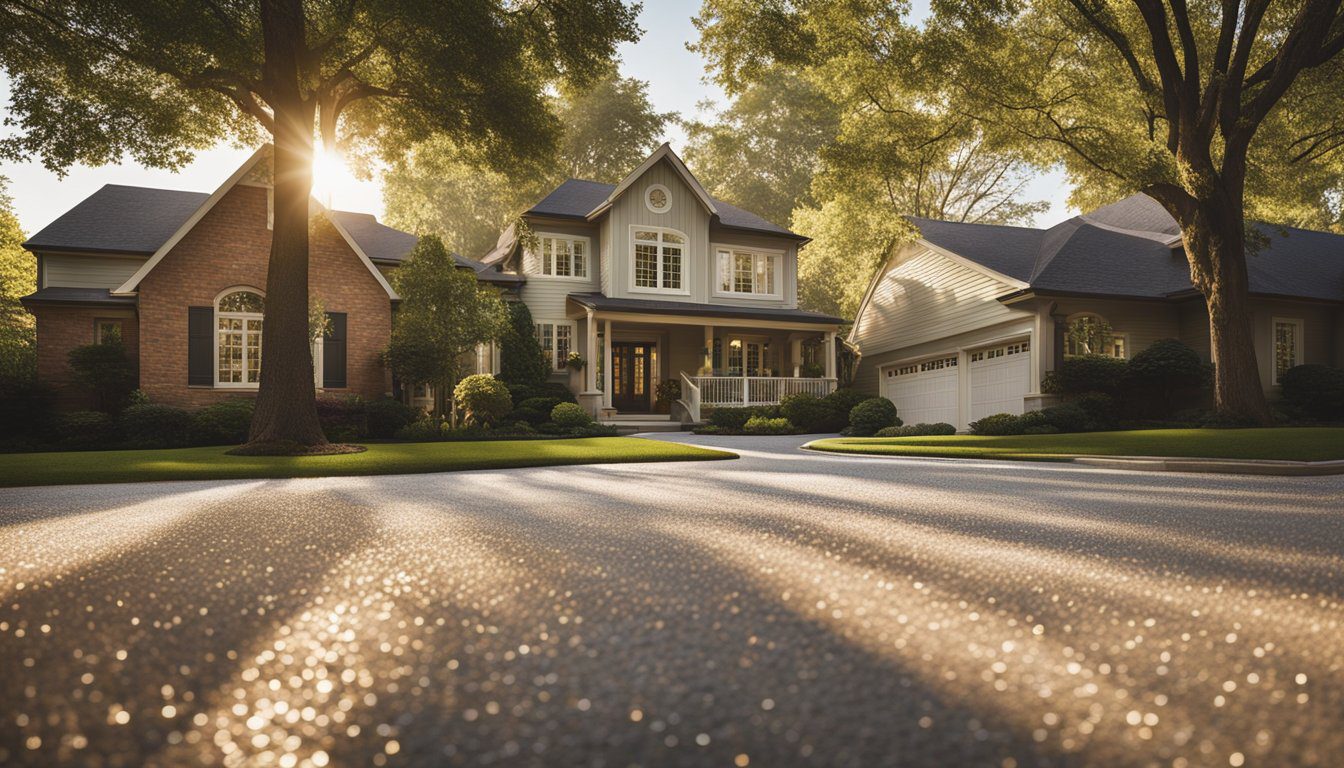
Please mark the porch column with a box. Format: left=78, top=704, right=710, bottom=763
left=791, top=338, right=803, bottom=377
left=585, top=309, right=598, bottom=392
left=602, top=319, right=613, bottom=408
left=824, top=331, right=837, bottom=380
left=702, top=324, right=714, bottom=375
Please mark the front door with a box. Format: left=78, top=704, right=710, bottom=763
left=612, top=342, right=654, bottom=412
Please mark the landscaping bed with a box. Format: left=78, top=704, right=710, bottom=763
left=807, top=428, right=1344, bottom=463
left=0, top=437, right=735, bottom=488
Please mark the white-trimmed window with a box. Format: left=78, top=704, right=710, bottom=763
left=533, top=234, right=589, bottom=279
left=1064, top=314, right=1126, bottom=358
left=631, top=227, right=686, bottom=293
left=1273, top=317, right=1304, bottom=384
left=215, top=288, right=264, bottom=388
left=535, top=320, right=575, bottom=372
left=715, top=247, right=781, bottom=298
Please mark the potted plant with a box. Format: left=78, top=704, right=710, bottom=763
left=565, top=352, right=585, bottom=371
left=654, top=378, right=681, bottom=414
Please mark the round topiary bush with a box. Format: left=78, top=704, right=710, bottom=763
left=550, top=401, right=593, bottom=429
left=190, top=399, right=255, bottom=445
left=848, top=397, right=900, bottom=436
left=1124, top=338, right=1208, bottom=417
left=1280, top=364, right=1344, bottom=421
left=454, top=374, right=513, bottom=428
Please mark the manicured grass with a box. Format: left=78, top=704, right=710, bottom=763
left=0, top=437, right=736, bottom=488
left=808, top=428, right=1344, bottom=463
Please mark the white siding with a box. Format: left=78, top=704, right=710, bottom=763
left=851, top=245, right=1031, bottom=356
left=42, top=254, right=147, bottom=289
left=705, top=227, right=800, bottom=309
left=604, top=159, right=712, bottom=303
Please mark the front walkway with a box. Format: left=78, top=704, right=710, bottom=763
left=2, top=436, right=1342, bottom=766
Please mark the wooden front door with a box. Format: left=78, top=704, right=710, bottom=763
left=612, top=342, right=654, bottom=412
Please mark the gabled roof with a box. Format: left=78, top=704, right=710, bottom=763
left=910, top=194, right=1344, bottom=302
left=522, top=145, right=806, bottom=241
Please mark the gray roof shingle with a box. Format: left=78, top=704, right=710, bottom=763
left=567, top=292, right=843, bottom=324
left=527, top=179, right=804, bottom=240
left=912, top=194, right=1344, bottom=302
left=24, top=185, right=209, bottom=255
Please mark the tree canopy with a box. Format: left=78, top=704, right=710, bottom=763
left=0, top=0, right=639, bottom=447
left=0, top=177, right=34, bottom=382
left=382, top=67, right=673, bottom=258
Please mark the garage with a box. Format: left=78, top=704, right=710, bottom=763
left=968, top=340, right=1031, bottom=423
left=882, top=355, right=959, bottom=426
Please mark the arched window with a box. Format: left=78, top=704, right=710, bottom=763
left=1064, top=314, right=1127, bottom=359
left=216, top=288, right=265, bottom=387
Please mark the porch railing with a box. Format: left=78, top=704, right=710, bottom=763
left=679, top=371, right=702, bottom=424
left=686, top=375, right=837, bottom=408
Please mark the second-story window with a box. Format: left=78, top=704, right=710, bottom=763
left=632, top=228, right=685, bottom=292
left=535, top=235, right=588, bottom=279
left=716, top=248, right=780, bottom=297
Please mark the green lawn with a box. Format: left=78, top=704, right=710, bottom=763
left=0, top=437, right=736, bottom=488
left=808, top=428, right=1344, bottom=463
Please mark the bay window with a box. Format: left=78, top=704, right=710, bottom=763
left=715, top=247, right=780, bottom=298
left=632, top=228, right=686, bottom=293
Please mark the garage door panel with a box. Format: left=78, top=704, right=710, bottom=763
left=883, top=356, right=958, bottom=426
left=968, top=341, right=1031, bottom=422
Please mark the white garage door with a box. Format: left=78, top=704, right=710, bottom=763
left=883, top=355, right=959, bottom=426
left=968, top=340, right=1031, bottom=422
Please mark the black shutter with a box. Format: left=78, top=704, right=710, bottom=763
left=188, top=306, right=213, bottom=385
left=323, top=312, right=347, bottom=388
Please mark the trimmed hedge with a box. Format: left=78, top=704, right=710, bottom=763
left=743, top=416, right=794, bottom=435
left=550, top=402, right=593, bottom=428
left=1048, top=354, right=1129, bottom=397
left=56, top=411, right=117, bottom=450
left=315, top=395, right=368, bottom=442
left=120, top=403, right=193, bottom=449
left=1280, top=364, right=1344, bottom=421
left=366, top=397, right=419, bottom=439
left=190, top=399, right=255, bottom=446
left=875, top=422, right=957, bottom=437
left=780, top=392, right=837, bottom=433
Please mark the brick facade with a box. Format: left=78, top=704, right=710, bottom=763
left=32, top=305, right=139, bottom=409
left=33, top=183, right=394, bottom=410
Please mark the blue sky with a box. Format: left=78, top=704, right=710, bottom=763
left=0, top=1, right=1072, bottom=235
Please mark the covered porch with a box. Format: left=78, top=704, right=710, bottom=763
left=565, top=293, right=844, bottom=423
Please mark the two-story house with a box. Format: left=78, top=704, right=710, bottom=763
left=477, top=144, right=844, bottom=423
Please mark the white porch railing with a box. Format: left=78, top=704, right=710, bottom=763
left=679, top=371, right=702, bottom=424
left=686, top=375, right=837, bottom=408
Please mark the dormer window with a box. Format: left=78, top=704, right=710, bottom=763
left=645, top=184, right=671, bottom=214
left=632, top=227, right=686, bottom=293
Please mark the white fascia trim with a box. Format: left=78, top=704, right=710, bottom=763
left=324, top=210, right=399, bottom=300
left=113, top=146, right=270, bottom=295
left=586, top=143, right=718, bottom=219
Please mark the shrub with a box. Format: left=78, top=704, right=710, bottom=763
left=1023, top=424, right=1061, bottom=435
left=550, top=402, right=592, bottom=428
left=315, top=395, right=368, bottom=442
left=1280, top=364, right=1344, bottom=421
left=655, top=379, right=681, bottom=411
left=1051, top=355, right=1128, bottom=397
left=507, top=381, right=577, bottom=405
left=366, top=398, right=419, bottom=438
left=1073, top=392, right=1117, bottom=429
left=848, top=397, right=900, bottom=436
left=498, top=302, right=548, bottom=388
left=969, top=412, right=1026, bottom=436
left=707, top=406, right=756, bottom=431
left=518, top=396, right=563, bottom=416
left=1038, top=403, right=1093, bottom=434
left=780, top=392, right=836, bottom=433
left=120, top=403, right=193, bottom=448
left=876, top=422, right=957, bottom=437
left=743, top=416, right=794, bottom=435
left=505, top=407, right=547, bottom=426
left=454, top=374, right=513, bottom=428
left=824, top=388, right=867, bottom=419
left=691, top=424, right=723, bottom=435
left=190, top=399, right=255, bottom=446
left=67, top=340, right=138, bottom=412
left=0, top=376, right=53, bottom=443
left=1125, top=339, right=1207, bottom=417
left=56, top=410, right=117, bottom=450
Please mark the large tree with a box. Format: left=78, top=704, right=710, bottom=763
left=0, top=0, right=638, bottom=449
left=0, top=177, right=34, bottom=382
left=383, top=67, right=673, bottom=258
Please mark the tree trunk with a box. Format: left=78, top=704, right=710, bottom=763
left=246, top=0, right=327, bottom=447
left=1180, top=204, right=1273, bottom=425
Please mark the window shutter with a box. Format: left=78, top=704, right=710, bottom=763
left=188, top=306, right=213, bottom=385
left=323, top=312, right=347, bottom=388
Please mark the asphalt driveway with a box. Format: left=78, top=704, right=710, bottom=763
left=2, top=434, right=1342, bottom=767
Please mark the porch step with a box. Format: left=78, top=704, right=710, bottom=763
left=599, top=414, right=687, bottom=434
left=605, top=413, right=674, bottom=421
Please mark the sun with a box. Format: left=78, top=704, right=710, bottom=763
left=311, top=144, right=356, bottom=208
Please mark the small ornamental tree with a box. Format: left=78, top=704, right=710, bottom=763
left=498, top=301, right=548, bottom=388
left=386, top=236, right=507, bottom=424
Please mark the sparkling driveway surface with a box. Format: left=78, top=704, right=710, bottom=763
left=1, top=434, right=1342, bottom=767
